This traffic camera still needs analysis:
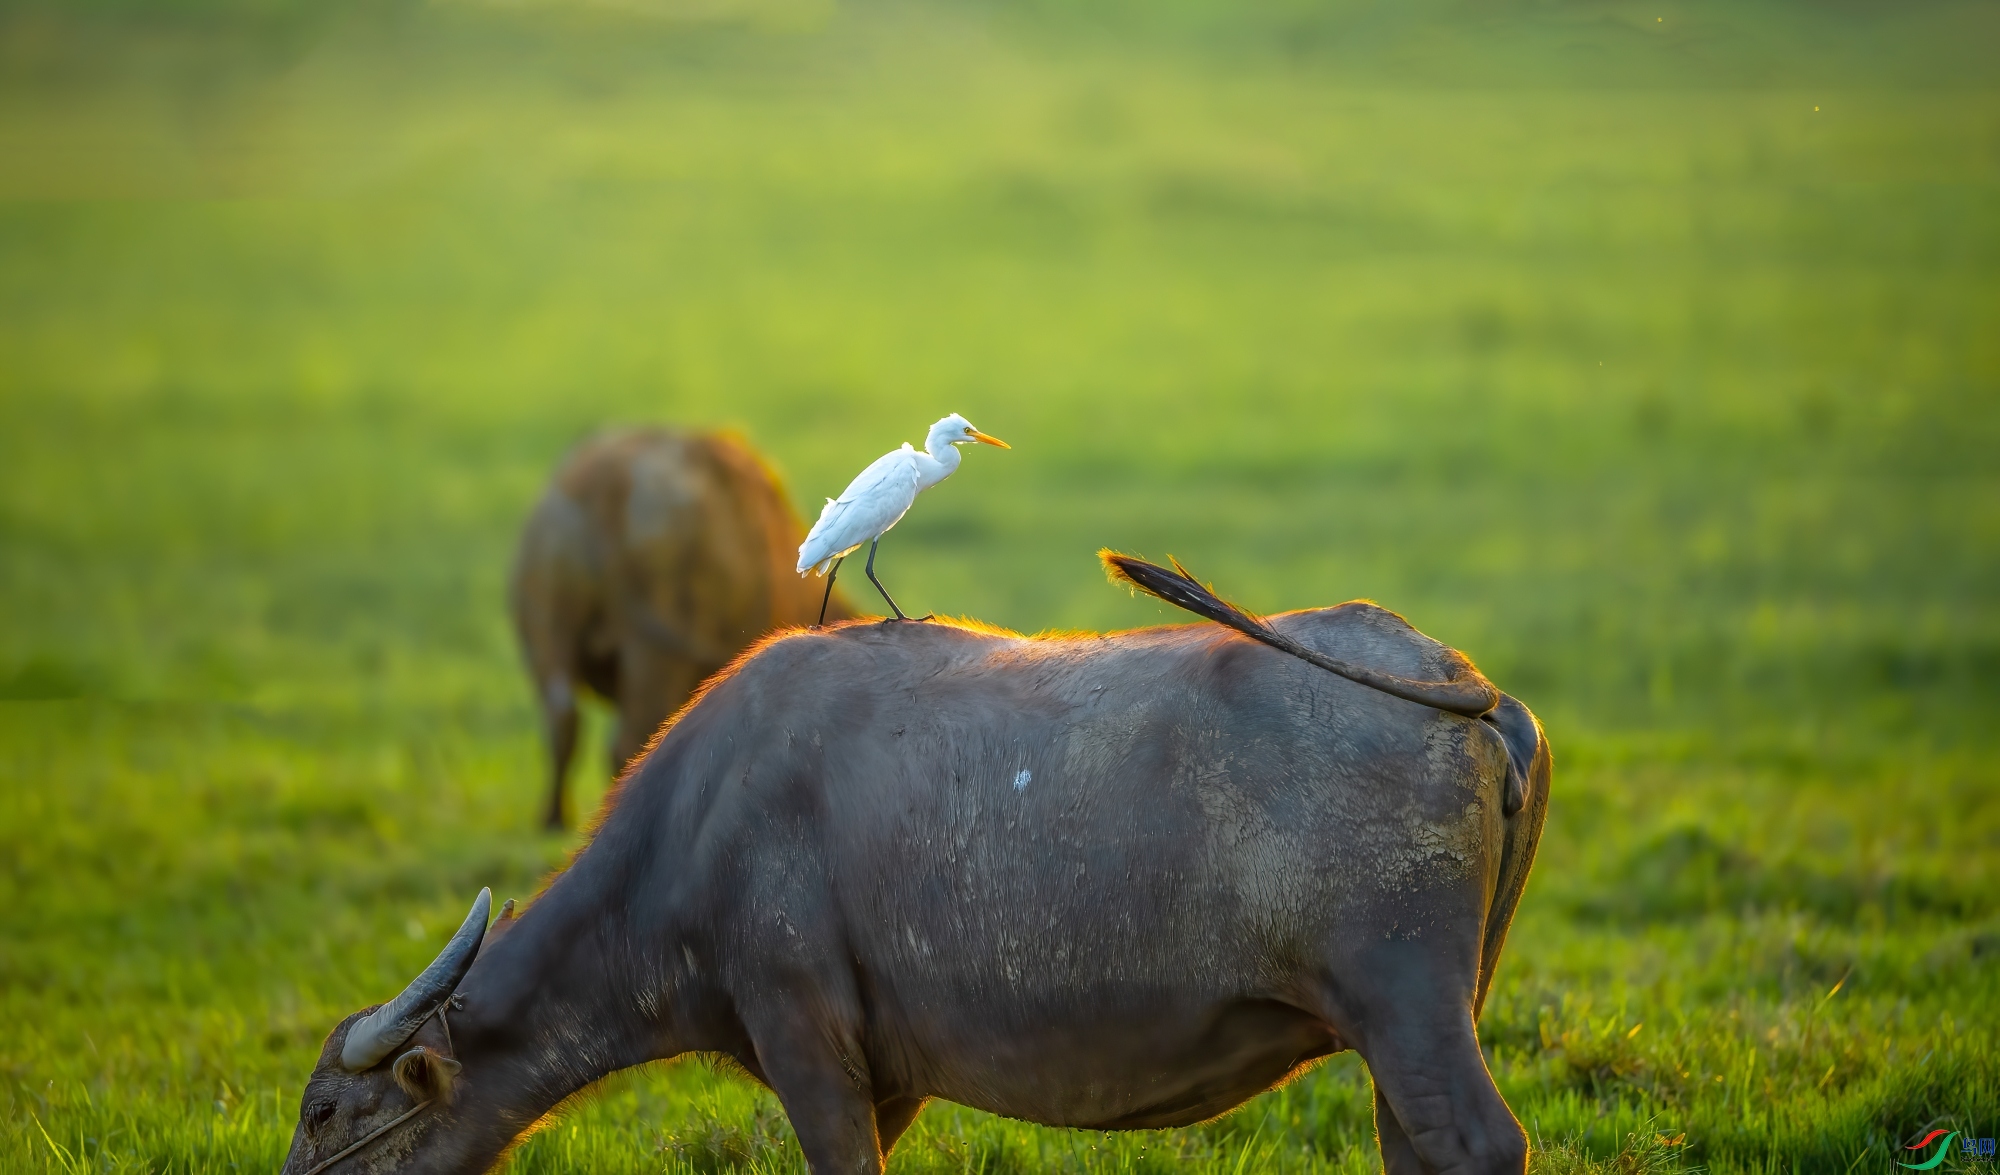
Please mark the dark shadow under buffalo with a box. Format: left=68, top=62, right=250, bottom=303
left=284, top=591, right=1550, bottom=1175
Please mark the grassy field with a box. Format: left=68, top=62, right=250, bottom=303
left=2, top=0, right=1997, bottom=1171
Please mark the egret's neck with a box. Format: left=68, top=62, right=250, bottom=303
left=914, top=439, right=961, bottom=491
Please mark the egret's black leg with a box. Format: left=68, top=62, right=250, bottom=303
left=864, top=539, right=911, bottom=621
left=816, top=557, right=844, bottom=627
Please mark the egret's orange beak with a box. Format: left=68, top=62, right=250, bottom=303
left=968, top=429, right=1011, bottom=449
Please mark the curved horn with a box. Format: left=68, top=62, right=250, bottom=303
left=341, top=889, right=491, bottom=1071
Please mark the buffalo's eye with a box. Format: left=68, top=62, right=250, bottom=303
left=305, top=1099, right=336, bottom=1131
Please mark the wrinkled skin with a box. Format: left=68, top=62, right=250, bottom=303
left=286, top=607, right=1550, bottom=1175
left=511, top=428, right=855, bottom=828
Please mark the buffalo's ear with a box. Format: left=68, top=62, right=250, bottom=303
left=474, top=898, right=518, bottom=962
left=392, top=1046, right=462, bottom=1104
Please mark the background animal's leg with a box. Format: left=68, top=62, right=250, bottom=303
left=608, top=644, right=698, bottom=786
left=862, top=539, right=908, bottom=620
left=873, top=1096, right=926, bottom=1158
left=611, top=680, right=671, bottom=782
left=751, top=1021, right=884, bottom=1174
left=540, top=676, right=577, bottom=830
left=1373, top=1083, right=1431, bottom=1175
left=817, top=557, right=844, bottom=626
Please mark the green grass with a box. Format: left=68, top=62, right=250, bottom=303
left=2, top=0, right=1997, bottom=1171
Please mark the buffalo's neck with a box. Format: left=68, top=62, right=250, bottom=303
left=444, top=849, right=669, bottom=1159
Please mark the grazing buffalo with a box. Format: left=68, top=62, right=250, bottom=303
left=287, top=559, right=1550, bottom=1175
left=511, top=427, right=855, bottom=828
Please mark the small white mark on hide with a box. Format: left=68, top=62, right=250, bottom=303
left=1013, top=769, right=1031, bottom=792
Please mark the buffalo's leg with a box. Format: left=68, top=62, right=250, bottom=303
left=1319, top=936, right=1525, bottom=1175
left=1373, top=1084, right=1429, bottom=1175
left=540, top=676, right=578, bottom=830
left=752, top=1020, right=883, bottom=1174
left=1360, top=1011, right=1524, bottom=1175
left=874, top=1096, right=926, bottom=1157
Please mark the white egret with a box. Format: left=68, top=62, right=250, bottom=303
left=798, top=413, right=1010, bottom=623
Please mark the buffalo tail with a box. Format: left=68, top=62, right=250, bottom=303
left=1099, top=551, right=1500, bottom=719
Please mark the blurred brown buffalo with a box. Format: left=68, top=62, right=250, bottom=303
left=511, top=428, right=855, bottom=828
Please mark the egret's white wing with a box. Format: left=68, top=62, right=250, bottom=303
left=797, top=447, right=921, bottom=574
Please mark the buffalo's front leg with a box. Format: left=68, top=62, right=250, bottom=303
left=751, top=1016, right=884, bottom=1174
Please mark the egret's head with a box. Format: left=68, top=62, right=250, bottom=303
left=931, top=413, right=1010, bottom=450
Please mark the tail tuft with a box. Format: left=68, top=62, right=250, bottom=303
left=1100, top=550, right=1275, bottom=644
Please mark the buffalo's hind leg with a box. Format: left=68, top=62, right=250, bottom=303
left=1319, top=939, right=1526, bottom=1175
left=1373, top=1084, right=1428, bottom=1175
left=1361, top=1008, right=1524, bottom=1175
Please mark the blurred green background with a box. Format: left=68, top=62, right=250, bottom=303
left=1, top=0, right=1996, bottom=1171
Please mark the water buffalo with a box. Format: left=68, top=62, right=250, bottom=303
left=288, top=558, right=1549, bottom=1175
left=511, top=427, right=855, bottom=828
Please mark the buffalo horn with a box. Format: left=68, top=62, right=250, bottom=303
left=341, top=889, right=492, bottom=1071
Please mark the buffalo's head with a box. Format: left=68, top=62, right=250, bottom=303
left=281, top=891, right=490, bottom=1175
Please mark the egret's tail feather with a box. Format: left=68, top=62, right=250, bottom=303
left=800, top=549, right=847, bottom=577
left=1098, top=550, right=1500, bottom=717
